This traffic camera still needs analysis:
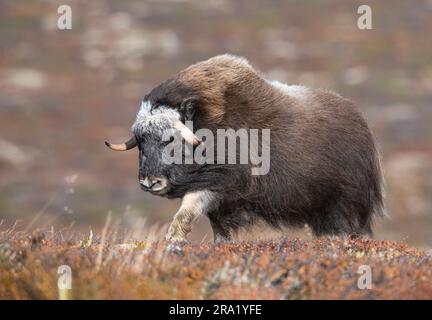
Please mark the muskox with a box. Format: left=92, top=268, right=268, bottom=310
left=106, top=54, right=385, bottom=242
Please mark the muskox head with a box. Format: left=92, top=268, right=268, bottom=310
left=105, top=96, right=201, bottom=197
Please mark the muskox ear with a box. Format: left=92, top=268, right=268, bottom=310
left=179, top=97, right=198, bottom=122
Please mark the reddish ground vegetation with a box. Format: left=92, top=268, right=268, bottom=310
left=1, top=0, right=432, bottom=248
left=0, top=226, right=431, bottom=300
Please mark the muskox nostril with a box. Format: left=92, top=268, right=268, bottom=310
left=140, top=176, right=167, bottom=192
left=140, top=177, right=154, bottom=189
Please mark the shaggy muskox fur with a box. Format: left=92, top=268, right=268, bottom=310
left=107, top=54, right=385, bottom=242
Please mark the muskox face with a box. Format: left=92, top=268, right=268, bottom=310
left=106, top=99, right=201, bottom=197
left=133, top=101, right=181, bottom=196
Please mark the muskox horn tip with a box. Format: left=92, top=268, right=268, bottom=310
left=105, top=136, right=138, bottom=151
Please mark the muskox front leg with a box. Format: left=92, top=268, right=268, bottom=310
left=165, top=190, right=220, bottom=243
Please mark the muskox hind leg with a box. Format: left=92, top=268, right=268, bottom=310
left=165, top=190, right=221, bottom=243
left=209, top=218, right=232, bottom=243
left=309, top=200, right=374, bottom=238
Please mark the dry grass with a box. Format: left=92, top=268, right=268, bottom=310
left=0, top=223, right=431, bottom=300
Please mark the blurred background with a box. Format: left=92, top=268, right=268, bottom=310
left=0, top=0, right=431, bottom=246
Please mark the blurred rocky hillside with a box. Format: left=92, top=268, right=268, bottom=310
left=0, top=0, right=431, bottom=246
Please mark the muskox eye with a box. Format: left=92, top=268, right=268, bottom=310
left=161, top=136, right=175, bottom=146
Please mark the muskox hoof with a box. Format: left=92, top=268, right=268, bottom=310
left=166, top=240, right=189, bottom=256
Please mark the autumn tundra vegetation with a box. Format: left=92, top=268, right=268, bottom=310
left=0, top=222, right=431, bottom=300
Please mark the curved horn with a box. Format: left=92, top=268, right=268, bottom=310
left=173, top=121, right=201, bottom=146
left=105, top=136, right=138, bottom=151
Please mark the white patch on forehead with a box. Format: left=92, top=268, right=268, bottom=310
left=267, top=80, right=311, bottom=101
left=132, top=100, right=181, bottom=134
left=138, top=100, right=152, bottom=115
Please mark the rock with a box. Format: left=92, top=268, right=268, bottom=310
left=2, top=68, right=47, bottom=90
